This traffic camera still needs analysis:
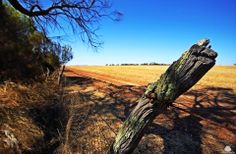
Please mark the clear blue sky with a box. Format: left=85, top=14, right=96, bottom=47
left=51, top=0, right=236, bottom=65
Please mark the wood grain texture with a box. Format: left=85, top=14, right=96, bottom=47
left=108, top=39, right=217, bottom=154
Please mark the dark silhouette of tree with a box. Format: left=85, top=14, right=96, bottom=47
left=3, top=0, right=122, bottom=48
left=0, top=3, right=73, bottom=81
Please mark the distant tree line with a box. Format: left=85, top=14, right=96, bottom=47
left=105, top=62, right=169, bottom=66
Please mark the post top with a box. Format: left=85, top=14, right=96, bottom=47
left=197, top=38, right=210, bottom=47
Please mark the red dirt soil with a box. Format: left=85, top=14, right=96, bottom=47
left=64, top=67, right=141, bottom=86
left=62, top=67, right=236, bottom=154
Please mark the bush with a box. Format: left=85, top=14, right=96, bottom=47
left=0, top=3, right=73, bottom=82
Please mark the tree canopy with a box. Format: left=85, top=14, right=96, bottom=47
left=3, top=0, right=122, bottom=48
left=0, top=3, right=73, bottom=81
left=0, top=0, right=121, bottom=81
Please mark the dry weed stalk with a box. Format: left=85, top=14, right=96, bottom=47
left=0, top=70, right=66, bottom=153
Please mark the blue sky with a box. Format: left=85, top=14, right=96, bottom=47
left=51, top=0, right=236, bottom=65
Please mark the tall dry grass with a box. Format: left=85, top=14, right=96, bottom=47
left=0, top=72, right=67, bottom=153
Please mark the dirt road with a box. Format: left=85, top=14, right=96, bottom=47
left=64, top=67, right=141, bottom=86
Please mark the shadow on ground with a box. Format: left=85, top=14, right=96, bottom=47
left=61, top=75, right=236, bottom=154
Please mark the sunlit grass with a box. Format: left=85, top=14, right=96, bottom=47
left=68, top=65, right=236, bottom=90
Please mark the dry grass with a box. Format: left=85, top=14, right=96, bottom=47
left=62, top=65, right=236, bottom=153
left=0, top=74, right=66, bottom=153
left=60, top=75, right=236, bottom=153
left=67, top=65, right=236, bottom=90
left=68, top=65, right=167, bottom=85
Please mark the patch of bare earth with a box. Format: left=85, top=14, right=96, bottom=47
left=61, top=68, right=236, bottom=153
left=64, top=67, right=141, bottom=86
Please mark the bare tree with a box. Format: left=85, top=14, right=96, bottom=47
left=4, top=0, right=122, bottom=48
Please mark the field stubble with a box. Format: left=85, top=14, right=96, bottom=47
left=62, top=65, right=236, bottom=153
left=67, top=65, right=236, bottom=90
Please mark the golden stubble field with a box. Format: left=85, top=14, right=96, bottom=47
left=62, top=65, right=236, bottom=153
left=66, top=65, right=236, bottom=90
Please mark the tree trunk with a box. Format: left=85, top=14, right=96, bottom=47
left=108, top=39, right=217, bottom=154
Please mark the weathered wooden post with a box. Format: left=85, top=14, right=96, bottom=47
left=108, top=39, right=217, bottom=154
left=58, top=65, right=65, bottom=85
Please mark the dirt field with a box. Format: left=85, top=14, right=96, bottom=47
left=62, top=65, right=236, bottom=153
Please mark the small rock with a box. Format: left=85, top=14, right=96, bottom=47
left=224, top=145, right=232, bottom=152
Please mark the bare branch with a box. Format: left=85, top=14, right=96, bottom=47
left=7, top=0, right=122, bottom=48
